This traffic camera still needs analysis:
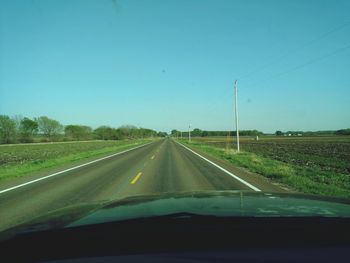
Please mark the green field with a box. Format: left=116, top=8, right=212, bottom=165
left=193, top=136, right=350, bottom=174
left=0, top=139, right=152, bottom=183
left=181, top=136, right=350, bottom=198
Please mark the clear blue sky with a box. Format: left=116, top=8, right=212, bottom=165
left=1, top=0, right=349, bottom=133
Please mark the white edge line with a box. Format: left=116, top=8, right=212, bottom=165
left=0, top=142, right=154, bottom=195
left=175, top=141, right=261, bottom=192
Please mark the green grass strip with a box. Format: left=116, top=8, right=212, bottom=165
left=0, top=140, right=151, bottom=183
left=181, top=140, right=350, bottom=198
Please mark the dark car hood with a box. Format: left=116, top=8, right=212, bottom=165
left=2, top=191, right=350, bottom=238
left=69, top=191, right=350, bottom=227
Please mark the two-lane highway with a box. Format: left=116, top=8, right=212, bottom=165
left=0, top=138, right=284, bottom=231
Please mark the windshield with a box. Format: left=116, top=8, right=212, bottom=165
left=0, top=0, right=349, bottom=233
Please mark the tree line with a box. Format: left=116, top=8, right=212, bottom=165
left=171, top=128, right=350, bottom=138
left=0, top=115, right=166, bottom=144
left=171, top=128, right=264, bottom=137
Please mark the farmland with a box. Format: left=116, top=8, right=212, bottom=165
left=0, top=139, right=151, bottom=183
left=182, top=136, right=350, bottom=197
left=192, top=136, right=350, bottom=174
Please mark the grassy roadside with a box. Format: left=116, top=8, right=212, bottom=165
left=0, top=139, right=153, bottom=184
left=179, top=140, right=350, bottom=198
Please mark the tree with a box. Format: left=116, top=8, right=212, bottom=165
left=94, top=126, right=116, bottom=140
left=201, top=130, right=208, bottom=137
left=19, top=117, right=38, bottom=142
left=13, top=115, right=23, bottom=130
left=171, top=129, right=178, bottom=136
left=138, top=128, right=157, bottom=138
left=335, top=129, right=350, bottom=135
left=275, top=130, right=283, bottom=136
left=0, top=115, right=17, bottom=144
left=192, top=128, right=203, bottom=137
left=157, top=131, right=168, bottom=137
left=118, top=125, right=138, bottom=139
left=36, top=116, right=63, bottom=140
left=65, top=125, right=92, bottom=140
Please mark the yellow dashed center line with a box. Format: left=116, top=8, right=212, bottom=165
left=130, top=172, right=143, bottom=185
left=130, top=152, right=158, bottom=185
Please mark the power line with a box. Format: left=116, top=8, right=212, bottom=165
left=244, top=43, right=350, bottom=89
left=264, top=43, right=350, bottom=80
left=216, top=21, right=350, bottom=121
left=239, top=20, right=350, bottom=81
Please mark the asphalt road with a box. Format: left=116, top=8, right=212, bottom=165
left=0, top=138, right=284, bottom=231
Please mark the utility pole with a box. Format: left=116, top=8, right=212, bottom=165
left=234, top=80, right=240, bottom=152
left=189, top=124, right=191, bottom=142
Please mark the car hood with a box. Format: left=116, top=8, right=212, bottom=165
left=2, top=191, right=350, bottom=238
left=69, top=191, right=350, bottom=227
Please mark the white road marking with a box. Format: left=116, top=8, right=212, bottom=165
left=0, top=142, right=154, bottom=195
left=176, top=141, right=261, bottom=192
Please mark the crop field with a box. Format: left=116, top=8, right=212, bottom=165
left=192, top=136, right=350, bottom=175
left=186, top=136, right=350, bottom=197
left=0, top=140, right=150, bottom=182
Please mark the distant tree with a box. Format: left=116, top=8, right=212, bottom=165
left=65, top=125, right=92, bottom=141
left=201, top=130, right=208, bottom=137
left=275, top=130, right=283, bottom=136
left=335, top=129, right=350, bottom=135
left=113, top=129, right=123, bottom=140
left=94, top=126, right=116, bottom=140
left=118, top=125, right=138, bottom=139
left=36, top=116, right=63, bottom=140
left=185, top=129, right=265, bottom=137
left=0, top=115, right=17, bottom=144
left=157, top=132, right=167, bottom=137
left=192, top=128, right=203, bottom=137
left=171, top=129, right=178, bottom=136
left=19, top=117, right=38, bottom=142
left=13, top=114, right=24, bottom=130
left=240, top=130, right=264, bottom=136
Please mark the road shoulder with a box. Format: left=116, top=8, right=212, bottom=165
left=175, top=140, right=290, bottom=193
left=0, top=141, right=155, bottom=193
